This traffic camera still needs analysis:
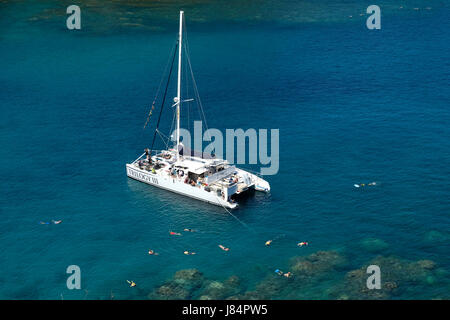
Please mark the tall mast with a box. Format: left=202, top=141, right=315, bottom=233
left=176, top=10, right=183, bottom=161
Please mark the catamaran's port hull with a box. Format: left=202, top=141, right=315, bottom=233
left=126, top=164, right=238, bottom=209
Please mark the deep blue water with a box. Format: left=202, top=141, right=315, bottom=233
left=0, top=1, right=449, bottom=299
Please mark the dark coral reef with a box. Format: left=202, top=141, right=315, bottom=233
left=328, top=256, right=440, bottom=299
left=148, top=249, right=445, bottom=300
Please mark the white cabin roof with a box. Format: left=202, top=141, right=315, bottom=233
left=174, top=159, right=207, bottom=174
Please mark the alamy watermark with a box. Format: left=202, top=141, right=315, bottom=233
left=170, top=121, right=279, bottom=175
left=366, top=5, right=381, bottom=30
left=366, top=265, right=381, bottom=289
left=66, top=5, right=81, bottom=30
left=66, top=265, right=81, bottom=289
left=66, top=4, right=381, bottom=31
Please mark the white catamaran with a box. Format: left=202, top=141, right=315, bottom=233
left=126, top=11, right=270, bottom=209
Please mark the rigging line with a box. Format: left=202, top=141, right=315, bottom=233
left=184, top=41, right=191, bottom=133
left=156, top=128, right=170, bottom=141
left=144, top=39, right=178, bottom=129
left=183, top=31, right=192, bottom=136
left=185, top=44, right=212, bottom=143
left=156, top=130, right=169, bottom=149
left=185, top=45, right=202, bottom=132
left=156, top=128, right=172, bottom=149
left=182, top=20, right=212, bottom=143
left=149, top=40, right=179, bottom=158
left=161, top=108, right=176, bottom=148
left=164, top=107, right=177, bottom=148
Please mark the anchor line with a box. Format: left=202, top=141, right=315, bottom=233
left=214, top=195, right=256, bottom=234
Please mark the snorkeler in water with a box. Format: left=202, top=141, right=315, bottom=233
left=265, top=240, right=273, bottom=246
left=275, top=269, right=292, bottom=278
left=183, top=228, right=196, bottom=232
left=297, top=242, right=308, bottom=247
left=148, top=249, right=159, bottom=255
left=218, top=245, right=230, bottom=251
left=126, top=280, right=136, bottom=287
left=169, top=231, right=182, bottom=236
left=184, top=251, right=196, bottom=255
left=40, top=220, right=62, bottom=225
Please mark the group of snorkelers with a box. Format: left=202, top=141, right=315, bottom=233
left=133, top=231, right=309, bottom=288
left=146, top=228, right=231, bottom=258
left=265, top=239, right=309, bottom=247
left=169, top=228, right=196, bottom=236
left=266, top=239, right=309, bottom=279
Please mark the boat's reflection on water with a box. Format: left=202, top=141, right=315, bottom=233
left=126, top=177, right=266, bottom=224
left=127, top=178, right=232, bottom=215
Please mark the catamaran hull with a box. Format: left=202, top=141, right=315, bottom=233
left=126, top=164, right=238, bottom=209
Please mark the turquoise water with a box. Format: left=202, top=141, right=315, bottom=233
left=0, top=1, right=449, bottom=299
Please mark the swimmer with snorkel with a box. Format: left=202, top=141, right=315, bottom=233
left=126, top=280, right=136, bottom=287
left=40, top=220, right=62, bottom=225
left=275, top=269, right=293, bottom=278
left=218, top=245, right=230, bottom=251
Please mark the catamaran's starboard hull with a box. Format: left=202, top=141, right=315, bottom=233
left=126, top=164, right=238, bottom=209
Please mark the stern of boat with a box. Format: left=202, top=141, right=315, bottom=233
left=253, top=176, right=270, bottom=193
